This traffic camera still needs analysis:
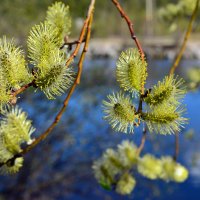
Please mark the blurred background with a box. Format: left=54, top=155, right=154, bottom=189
left=0, top=0, right=200, bottom=199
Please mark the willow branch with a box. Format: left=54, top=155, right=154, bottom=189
left=136, top=125, right=147, bottom=156
left=65, top=0, right=95, bottom=68
left=169, top=0, right=199, bottom=75
left=0, top=0, right=95, bottom=167
left=111, top=0, right=145, bottom=62
left=169, top=0, right=199, bottom=161
left=12, top=81, right=34, bottom=98
left=76, top=14, right=93, bottom=84
left=173, top=133, right=179, bottom=161
left=60, top=38, right=86, bottom=50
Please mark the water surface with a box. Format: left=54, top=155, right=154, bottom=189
left=0, top=58, right=200, bottom=200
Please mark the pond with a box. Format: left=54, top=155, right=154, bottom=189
left=0, top=58, right=200, bottom=200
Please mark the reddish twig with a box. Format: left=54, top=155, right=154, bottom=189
left=12, top=81, right=34, bottom=98
left=60, top=38, right=86, bottom=50
left=76, top=13, right=94, bottom=84
left=111, top=0, right=145, bottom=62
left=65, top=0, right=95, bottom=68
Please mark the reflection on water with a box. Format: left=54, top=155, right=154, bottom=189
left=0, top=58, right=200, bottom=200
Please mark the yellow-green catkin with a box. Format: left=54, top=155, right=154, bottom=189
left=142, top=103, right=187, bottom=135
left=137, top=154, right=163, bottom=179
left=93, top=140, right=138, bottom=193
left=0, top=157, right=24, bottom=175
left=117, top=140, right=138, bottom=167
left=145, top=75, right=185, bottom=106
left=0, top=106, right=35, bottom=154
left=116, top=48, right=147, bottom=95
left=102, top=91, right=138, bottom=133
left=46, top=2, right=71, bottom=45
left=28, top=21, right=74, bottom=99
left=0, top=107, right=35, bottom=174
left=0, top=37, right=31, bottom=89
left=27, top=22, right=60, bottom=66
left=34, top=50, right=74, bottom=99
left=0, top=37, right=32, bottom=109
left=160, top=156, right=189, bottom=182
left=116, top=173, right=136, bottom=195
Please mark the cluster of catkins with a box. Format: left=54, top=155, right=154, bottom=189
left=103, top=48, right=187, bottom=134
left=0, top=2, right=73, bottom=109
left=0, top=107, right=35, bottom=174
left=99, top=48, right=188, bottom=195
left=93, top=140, right=189, bottom=195
left=0, top=2, right=73, bottom=174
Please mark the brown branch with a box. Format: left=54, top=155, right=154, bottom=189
left=12, top=81, right=34, bottom=98
left=169, top=0, right=199, bottom=75
left=60, top=38, right=86, bottom=50
left=173, top=133, right=179, bottom=161
left=0, top=0, right=95, bottom=167
left=76, top=13, right=94, bottom=84
left=111, top=0, right=145, bottom=62
left=65, top=0, right=95, bottom=68
left=136, top=125, right=147, bottom=156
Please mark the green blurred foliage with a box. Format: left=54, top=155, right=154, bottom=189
left=0, top=0, right=199, bottom=45
left=158, top=0, right=200, bottom=33
left=0, top=0, right=146, bottom=39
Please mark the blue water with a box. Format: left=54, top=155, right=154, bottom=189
left=0, top=58, right=200, bottom=200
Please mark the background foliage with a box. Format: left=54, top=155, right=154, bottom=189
left=0, top=0, right=199, bottom=44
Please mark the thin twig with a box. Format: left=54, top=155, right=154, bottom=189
left=111, top=0, right=145, bottom=62
left=169, top=0, right=199, bottom=75
left=136, top=125, right=147, bottom=156
left=76, top=13, right=94, bottom=84
left=173, top=133, right=179, bottom=161
left=60, top=38, right=86, bottom=50
left=65, top=0, right=95, bottom=68
left=12, top=81, right=34, bottom=98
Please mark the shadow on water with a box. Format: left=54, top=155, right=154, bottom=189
left=0, top=58, right=200, bottom=200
